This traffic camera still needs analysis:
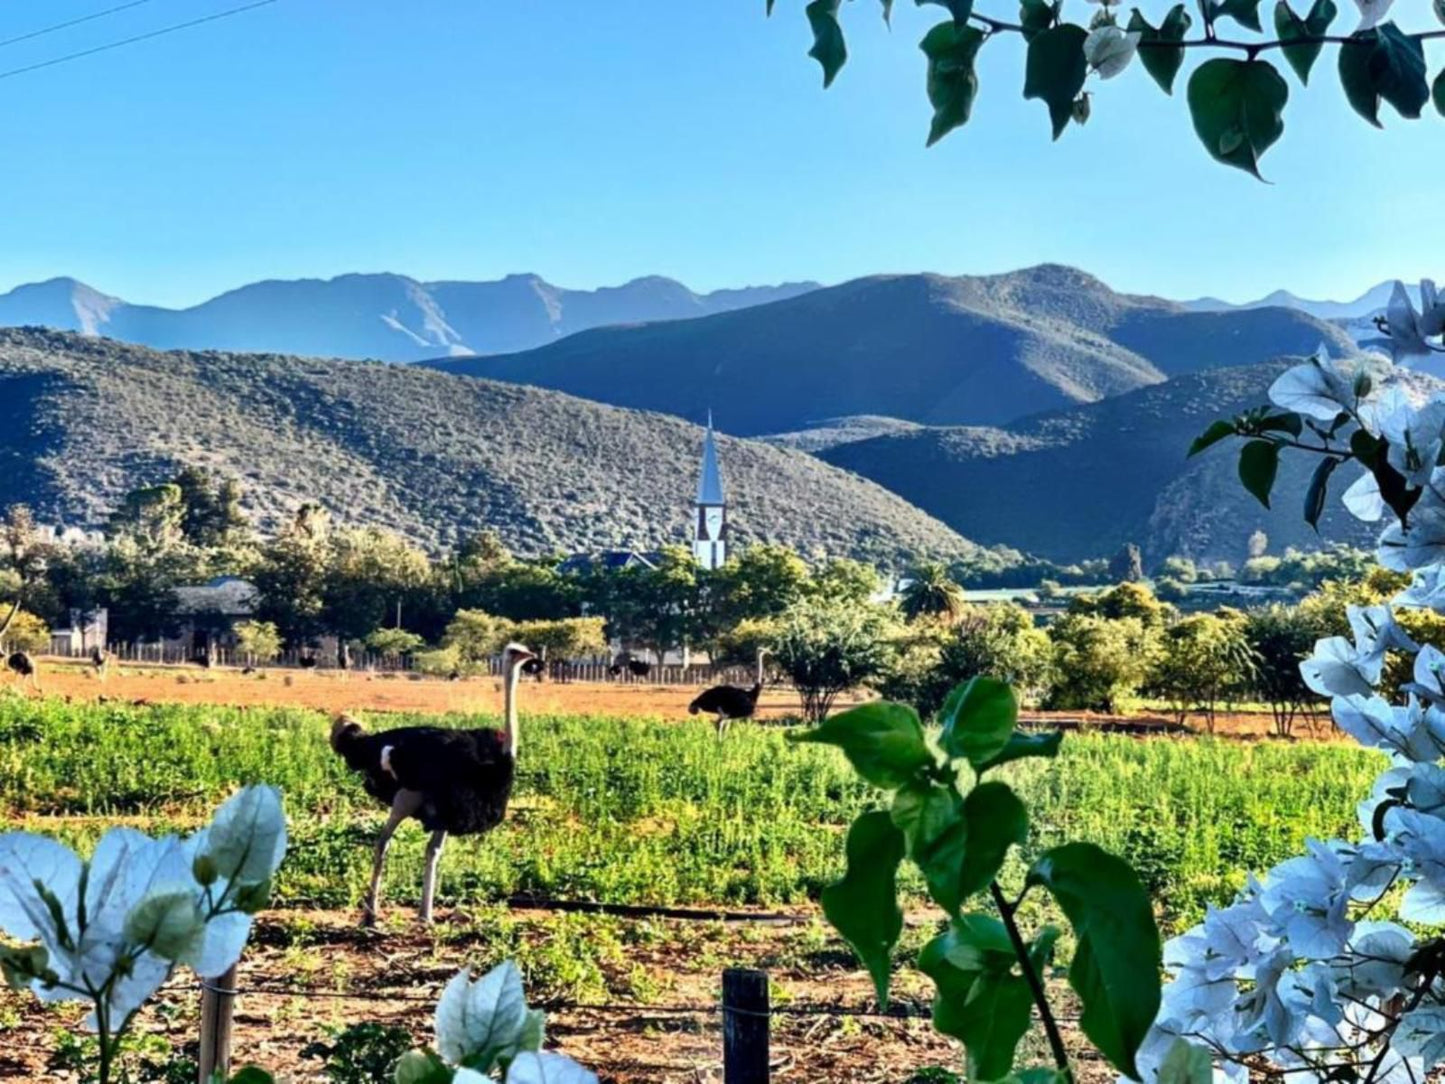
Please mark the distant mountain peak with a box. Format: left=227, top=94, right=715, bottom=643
left=0, top=272, right=820, bottom=361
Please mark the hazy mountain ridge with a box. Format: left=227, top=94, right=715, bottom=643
left=0, top=273, right=820, bottom=362
left=1186, top=280, right=1420, bottom=322
left=815, top=361, right=1419, bottom=564
left=0, top=328, right=985, bottom=566
left=428, top=264, right=1358, bottom=434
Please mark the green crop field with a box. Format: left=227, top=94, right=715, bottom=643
left=0, top=696, right=1382, bottom=931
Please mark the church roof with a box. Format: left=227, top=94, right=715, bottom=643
left=696, top=411, right=725, bottom=506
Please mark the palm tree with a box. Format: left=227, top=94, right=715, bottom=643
left=899, top=561, right=966, bottom=623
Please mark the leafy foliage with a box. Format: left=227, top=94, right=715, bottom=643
left=766, top=0, right=1445, bottom=175
left=791, top=677, right=1160, bottom=1080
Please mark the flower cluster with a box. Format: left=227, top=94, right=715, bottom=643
left=0, top=785, right=286, bottom=1032
left=1140, top=283, right=1445, bottom=1083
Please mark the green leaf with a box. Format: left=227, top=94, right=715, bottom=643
left=1027, top=843, right=1162, bottom=1079
left=1128, top=5, right=1192, bottom=94
left=892, top=781, right=1026, bottom=913
left=921, top=21, right=986, bottom=145
left=939, top=675, right=1018, bottom=769
left=881, top=0, right=897, bottom=23
left=1256, top=411, right=1303, bottom=437
left=919, top=0, right=977, bottom=21
left=227, top=1070, right=275, bottom=1084
left=1237, top=439, right=1281, bottom=509
left=892, top=781, right=970, bottom=914
left=1018, top=0, right=1056, bottom=40
left=123, top=890, right=205, bottom=962
left=958, top=782, right=1028, bottom=899
left=1186, top=58, right=1288, bottom=178
left=790, top=701, right=934, bottom=789
left=1157, top=1038, right=1214, bottom=1084
left=1370, top=23, right=1430, bottom=118
left=918, top=915, right=1033, bottom=1081
left=1340, top=32, right=1382, bottom=126
left=975, top=729, right=1063, bottom=773
left=1435, top=68, right=1445, bottom=115
left=822, top=811, right=906, bottom=1005
left=1304, top=456, right=1341, bottom=530
left=1274, top=0, right=1336, bottom=84
left=806, top=0, right=848, bottom=87
left=1187, top=418, right=1236, bottom=456
left=1023, top=24, right=1088, bottom=139
left=1027, top=924, right=1061, bottom=977
left=1212, top=0, right=1262, bottom=31
left=393, top=1050, right=454, bottom=1084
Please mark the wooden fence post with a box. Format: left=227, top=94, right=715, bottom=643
left=198, top=962, right=238, bottom=1083
left=722, top=967, right=769, bottom=1084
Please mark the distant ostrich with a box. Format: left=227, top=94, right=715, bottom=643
left=89, top=646, right=113, bottom=681
left=609, top=654, right=651, bottom=680
left=5, top=651, right=37, bottom=690
left=330, top=642, right=537, bottom=925
left=690, top=650, right=768, bottom=736
left=521, top=656, right=545, bottom=682
left=298, top=653, right=318, bottom=670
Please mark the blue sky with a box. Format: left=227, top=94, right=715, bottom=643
left=0, top=0, right=1438, bottom=307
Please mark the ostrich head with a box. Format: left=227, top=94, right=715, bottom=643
left=502, top=642, right=536, bottom=671
left=330, top=713, right=365, bottom=752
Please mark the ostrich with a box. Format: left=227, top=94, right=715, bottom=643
left=689, top=649, right=768, bottom=736
left=521, top=656, right=545, bottom=682
left=89, top=646, right=113, bottom=681
left=330, top=642, right=537, bottom=925
left=5, top=651, right=37, bottom=690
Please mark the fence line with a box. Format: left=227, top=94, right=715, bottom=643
left=43, top=641, right=765, bottom=688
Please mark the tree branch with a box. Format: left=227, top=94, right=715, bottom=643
left=990, top=881, right=1073, bottom=1080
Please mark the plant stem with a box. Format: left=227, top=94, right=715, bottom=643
left=990, top=881, right=1073, bottom=1081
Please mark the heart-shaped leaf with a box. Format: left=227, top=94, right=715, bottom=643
left=1186, top=58, right=1288, bottom=177
left=921, top=21, right=986, bottom=145
left=789, top=702, right=934, bottom=790
left=806, top=0, right=848, bottom=87
left=1274, top=0, right=1338, bottom=84
left=1128, top=5, right=1191, bottom=93
left=1024, top=24, right=1088, bottom=139
left=1238, top=439, right=1282, bottom=508
left=1369, top=22, right=1429, bottom=118
left=821, top=811, right=906, bottom=1005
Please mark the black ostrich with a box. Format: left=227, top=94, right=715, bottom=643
left=298, top=653, right=318, bottom=670
left=89, top=646, right=113, bottom=681
left=330, top=642, right=537, bottom=925
left=5, top=650, right=37, bottom=689
left=689, top=650, right=768, bottom=736
left=521, top=656, right=545, bottom=682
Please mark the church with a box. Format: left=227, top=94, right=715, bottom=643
left=692, top=412, right=727, bottom=570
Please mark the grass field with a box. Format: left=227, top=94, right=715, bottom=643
left=0, top=693, right=1384, bottom=1082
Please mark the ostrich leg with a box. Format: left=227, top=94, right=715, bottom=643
left=362, top=790, right=422, bottom=927
left=716, top=713, right=728, bottom=737
left=419, top=829, right=448, bottom=924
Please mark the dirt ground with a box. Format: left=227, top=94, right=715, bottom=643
left=7, top=658, right=1332, bottom=741
left=0, top=907, right=1115, bottom=1084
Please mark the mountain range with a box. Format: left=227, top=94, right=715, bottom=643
left=0, top=273, right=818, bottom=362
left=1186, top=280, right=1420, bottom=323
left=0, top=328, right=985, bottom=567
left=427, top=265, right=1357, bottom=433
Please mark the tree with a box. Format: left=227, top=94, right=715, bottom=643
left=1247, top=529, right=1269, bottom=559
left=233, top=620, right=283, bottom=666
left=899, top=561, right=967, bottom=623
left=1107, top=543, right=1144, bottom=584
left=442, top=609, right=511, bottom=667
left=1146, top=613, right=1256, bottom=731
left=1243, top=604, right=1327, bottom=736
left=251, top=505, right=332, bottom=647
left=768, top=0, right=1445, bottom=177
left=810, top=557, right=881, bottom=605
left=365, top=627, right=427, bottom=665
left=510, top=617, right=608, bottom=662
left=172, top=466, right=249, bottom=550
left=0, top=609, right=49, bottom=654
left=705, top=544, right=810, bottom=632
left=771, top=598, right=898, bottom=720
left=1046, top=613, right=1158, bottom=713
left=0, top=506, right=48, bottom=642
left=1068, top=581, right=1171, bottom=628
left=320, top=528, right=431, bottom=642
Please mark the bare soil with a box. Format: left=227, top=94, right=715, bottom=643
left=0, top=907, right=1116, bottom=1084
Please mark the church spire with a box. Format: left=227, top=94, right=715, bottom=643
left=696, top=410, right=725, bottom=506
left=692, top=411, right=727, bottom=569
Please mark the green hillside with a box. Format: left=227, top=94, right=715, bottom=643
left=819, top=362, right=1391, bottom=565
left=0, top=328, right=990, bottom=566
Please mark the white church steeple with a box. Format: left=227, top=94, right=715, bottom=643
left=693, top=411, right=727, bottom=569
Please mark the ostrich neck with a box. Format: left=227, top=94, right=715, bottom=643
left=504, top=664, right=521, bottom=756
left=755, top=654, right=765, bottom=685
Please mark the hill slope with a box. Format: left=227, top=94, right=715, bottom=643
left=427, top=265, right=1358, bottom=434
left=0, top=328, right=983, bottom=565
left=0, top=273, right=818, bottom=362
left=818, top=362, right=1399, bottom=564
